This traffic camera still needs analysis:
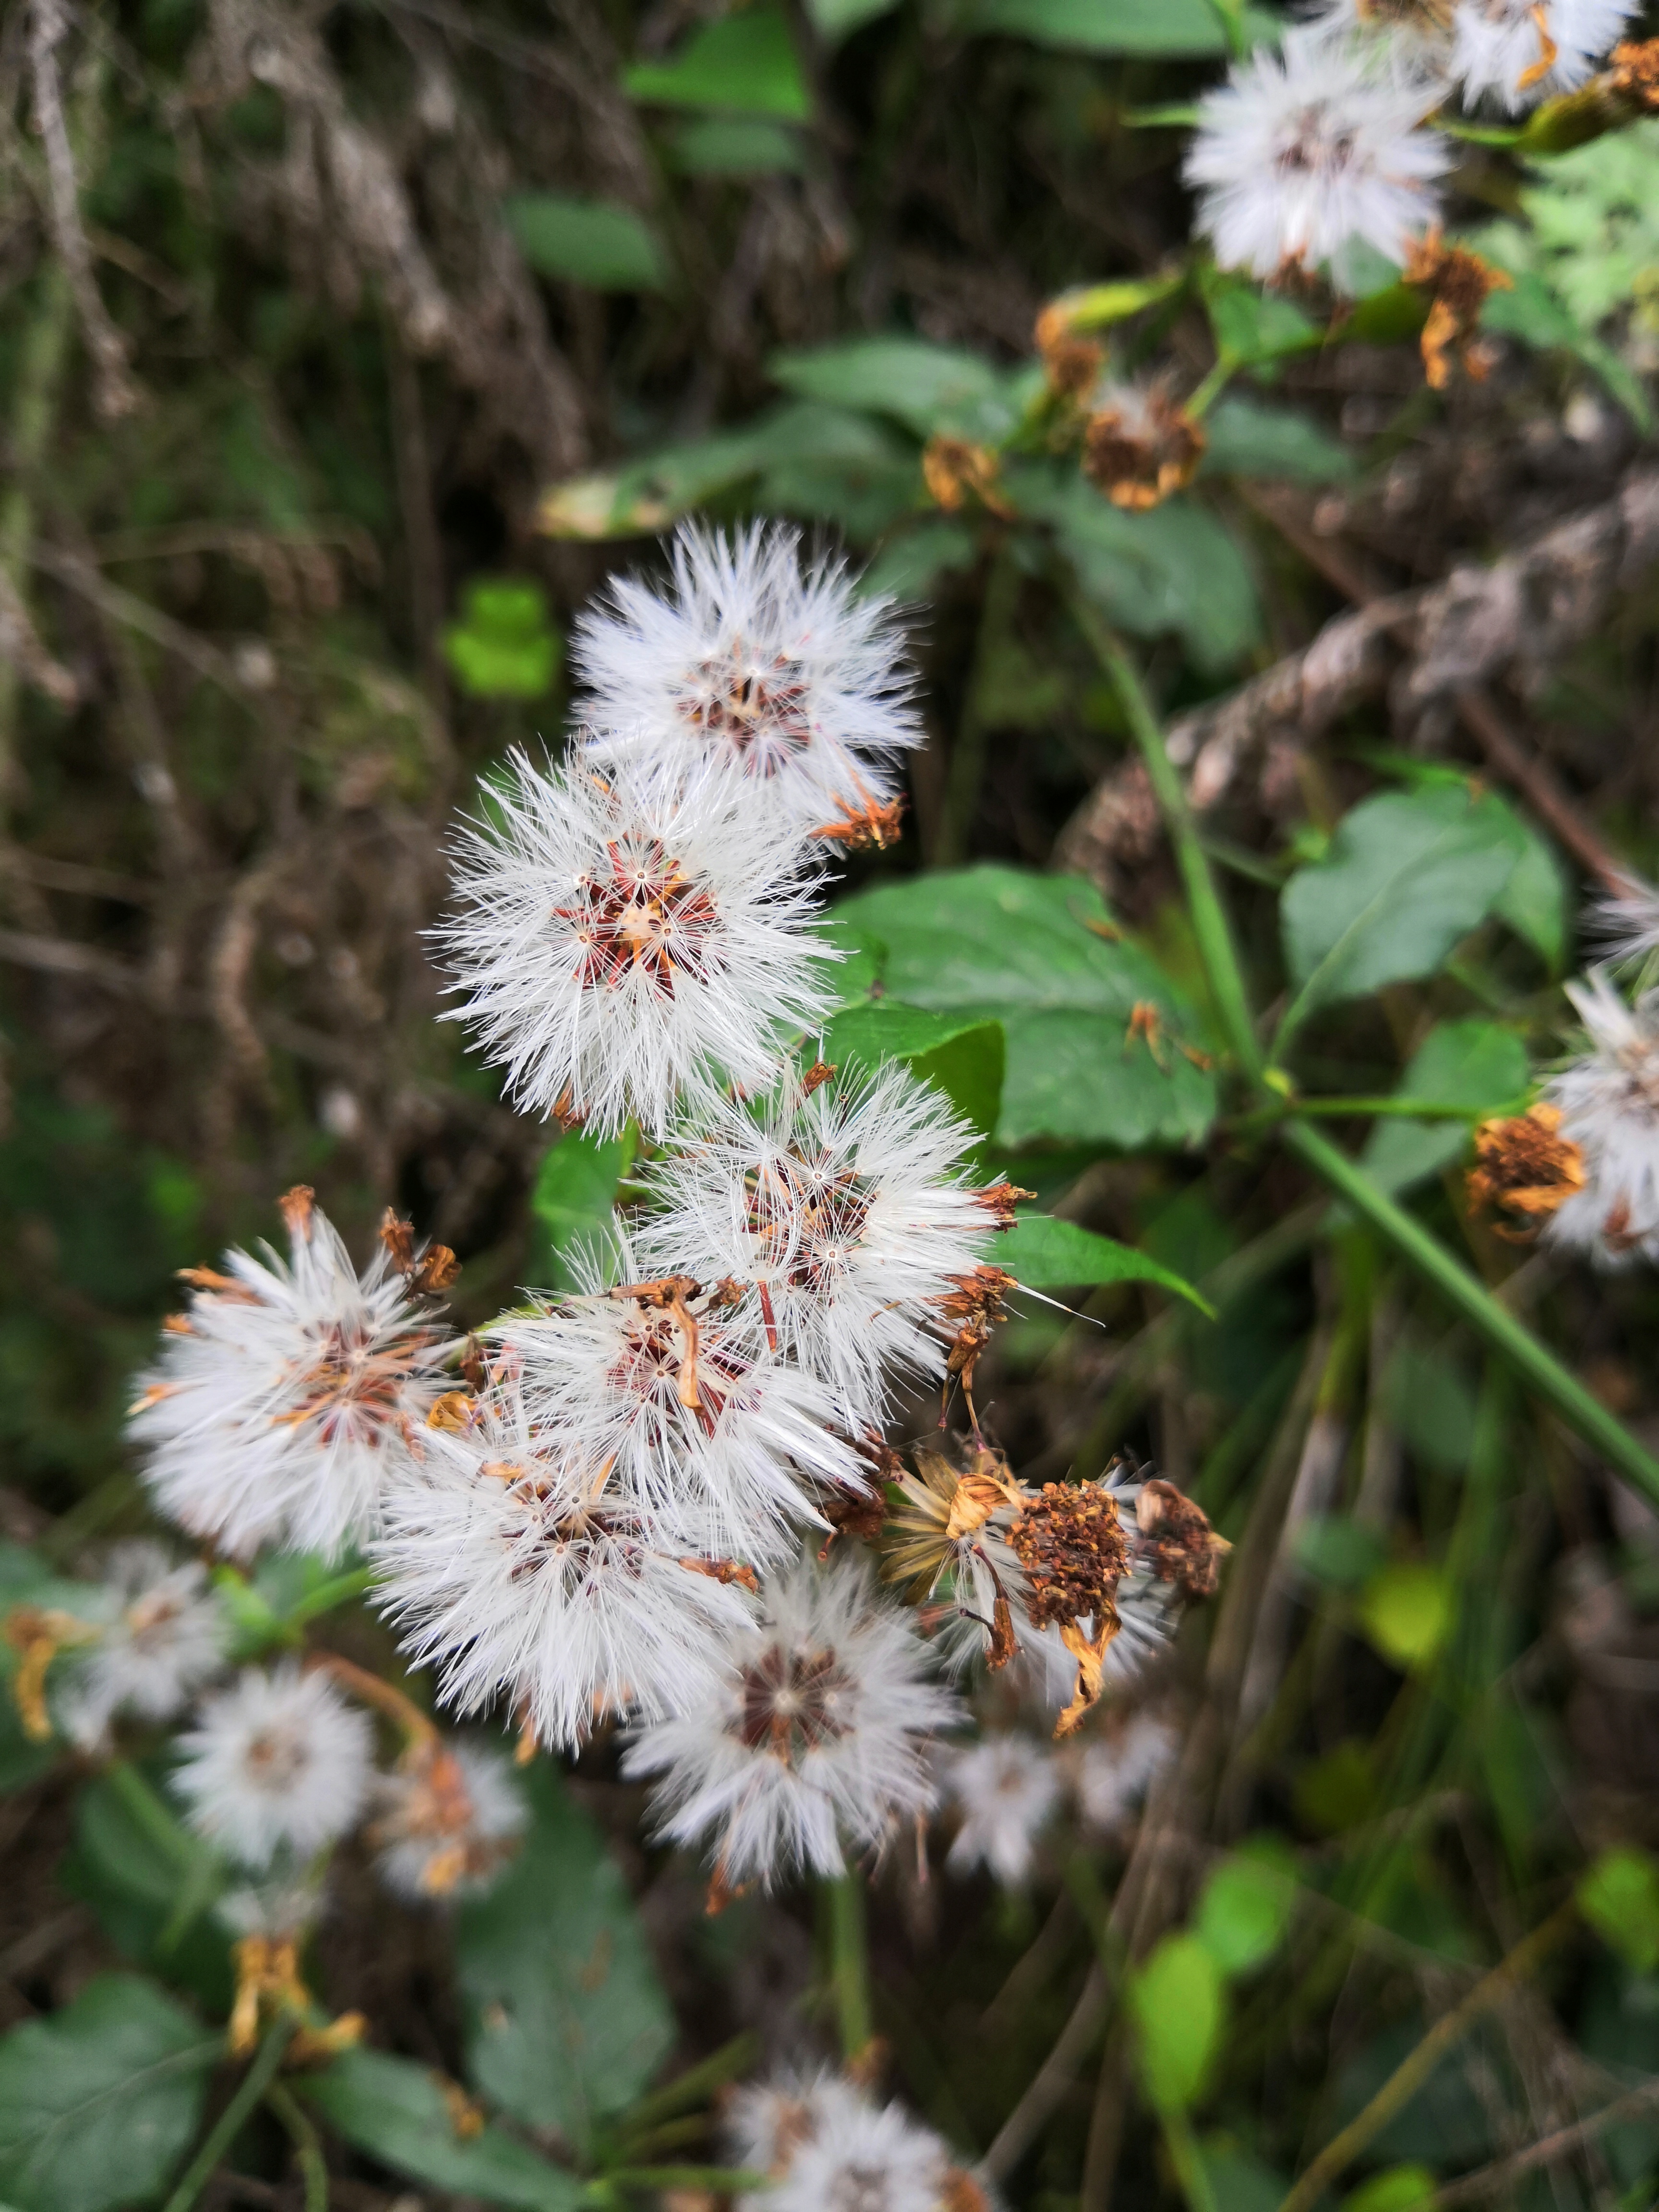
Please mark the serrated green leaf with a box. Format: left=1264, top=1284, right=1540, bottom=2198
left=988, top=1214, right=1213, bottom=1311
left=1358, top=1020, right=1531, bottom=1200
left=504, top=195, right=669, bottom=293
left=454, top=1764, right=673, bottom=2151
left=1130, top=1935, right=1225, bottom=2112
left=625, top=8, right=810, bottom=120
left=819, top=1005, right=1005, bottom=1139
left=831, top=866, right=1217, bottom=1151
left=0, top=1975, right=217, bottom=2212
left=301, top=2049, right=582, bottom=2212
left=527, top=1129, right=636, bottom=1292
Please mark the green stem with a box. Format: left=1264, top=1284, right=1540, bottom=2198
left=1163, top=2107, right=1221, bottom=2212
left=162, top=2017, right=295, bottom=2212
left=827, top=1871, right=872, bottom=2062
left=1075, top=602, right=1262, bottom=1077
left=266, top=2082, right=328, bottom=2212
left=1284, top=1094, right=1527, bottom=1121
left=1184, top=356, right=1235, bottom=420
left=1285, top=1120, right=1659, bottom=1511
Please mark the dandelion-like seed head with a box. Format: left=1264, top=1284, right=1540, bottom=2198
left=1545, top=972, right=1659, bottom=1263
left=942, top=1732, right=1062, bottom=1887
left=371, top=1738, right=528, bottom=1899
left=574, top=523, right=923, bottom=840
left=440, top=753, right=836, bottom=1137
left=172, top=1662, right=373, bottom=1871
left=1451, top=0, right=1638, bottom=108
left=730, top=2072, right=980, bottom=2212
left=58, top=1540, right=228, bottom=1748
left=129, top=1190, right=453, bottom=1563
left=623, top=1552, right=960, bottom=1887
left=1185, top=29, right=1450, bottom=281
left=1077, top=1710, right=1178, bottom=1831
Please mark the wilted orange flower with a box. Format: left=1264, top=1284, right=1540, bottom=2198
left=1403, top=232, right=1512, bottom=390
left=1467, top=1102, right=1586, bottom=1237
left=1082, top=386, right=1206, bottom=511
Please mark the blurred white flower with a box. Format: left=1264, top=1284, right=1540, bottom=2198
left=1185, top=28, right=1448, bottom=280
left=374, top=1382, right=755, bottom=1751
left=1594, top=874, right=1659, bottom=967
left=1451, top=0, right=1636, bottom=109
left=172, top=1663, right=373, bottom=1870
left=1545, top=971, right=1659, bottom=1264
left=129, top=1188, right=452, bottom=1563
left=573, top=522, right=923, bottom=839
left=623, top=1552, right=960, bottom=1887
left=216, top=1875, right=327, bottom=1940
left=636, top=1063, right=996, bottom=1427
left=1076, top=1711, right=1178, bottom=1830
left=57, top=1541, right=228, bottom=1748
left=942, top=1733, right=1061, bottom=1886
left=439, top=750, right=836, bottom=1139
left=496, top=1267, right=867, bottom=1567
left=730, top=2070, right=978, bottom=2212
left=370, top=1737, right=528, bottom=1899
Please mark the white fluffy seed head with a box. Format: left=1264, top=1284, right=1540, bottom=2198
left=1545, top=971, right=1659, bottom=1264
left=1451, top=0, right=1636, bottom=108
left=733, top=2072, right=960, bottom=2212
left=129, top=1191, right=452, bottom=1564
left=438, top=750, right=838, bottom=1139
left=1076, top=1710, right=1178, bottom=1830
left=57, top=1541, right=228, bottom=1748
left=370, top=1738, right=529, bottom=1900
left=622, top=1551, right=961, bottom=1887
left=573, top=522, right=923, bottom=838
left=634, top=1063, right=994, bottom=1427
left=941, top=1732, right=1062, bottom=1887
left=1185, top=27, right=1449, bottom=280
left=1594, top=875, right=1659, bottom=968
left=171, top=1663, right=373, bottom=1871
left=373, top=1382, right=757, bottom=1751
left=493, top=1268, right=869, bottom=1568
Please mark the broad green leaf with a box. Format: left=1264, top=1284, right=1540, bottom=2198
left=1577, top=1847, right=1659, bottom=1972
left=1196, top=2144, right=1289, bottom=2212
left=1358, top=1563, right=1452, bottom=1672
left=1343, top=2165, right=1438, bottom=2212
left=1200, top=397, right=1354, bottom=484
left=1036, top=470, right=1261, bottom=674
left=665, top=117, right=806, bottom=175
left=769, top=336, right=1019, bottom=441
left=624, top=8, right=810, bottom=120
left=442, top=580, right=561, bottom=700
left=1202, top=272, right=1323, bottom=368
left=956, top=0, right=1268, bottom=55
left=856, top=520, right=979, bottom=602
left=454, top=1763, right=674, bottom=2151
left=0, top=1975, right=217, bottom=2212
left=1492, top=811, right=1568, bottom=971
left=504, top=194, right=668, bottom=293
left=527, top=1128, right=636, bottom=1292
left=1358, top=1020, right=1531, bottom=1200
left=1279, top=786, right=1527, bottom=1034
left=1130, top=1935, right=1225, bottom=2112
left=63, top=1768, right=232, bottom=2013
left=988, top=1214, right=1213, bottom=1311
left=819, top=1005, right=1005, bottom=1139
left=831, top=866, right=1217, bottom=1152
left=1194, top=1844, right=1297, bottom=1977
left=1477, top=263, right=1654, bottom=433
left=301, top=2050, right=582, bottom=2212
left=1294, top=1514, right=1389, bottom=1591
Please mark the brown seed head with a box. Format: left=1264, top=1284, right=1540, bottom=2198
left=1134, top=1477, right=1228, bottom=1599
left=1403, top=231, right=1512, bottom=389
left=922, top=435, right=1011, bottom=517
left=1009, top=1480, right=1129, bottom=1630
left=1082, top=389, right=1205, bottom=512
left=1609, top=35, right=1659, bottom=103
left=1467, top=1102, right=1586, bottom=1238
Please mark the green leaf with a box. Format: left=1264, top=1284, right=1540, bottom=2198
left=1358, top=1563, right=1452, bottom=1672
left=856, top=520, right=980, bottom=602
left=1342, top=2165, right=1438, bottom=2212
left=1492, top=810, right=1568, bottom=971
left=503, top=194, right=669, bottom=293
left=988, top=1214, right=1213, bottom=1311
left=441, top=581, right=561, bottom=700
left=1130, top=1935, right=1226, bottom=2113
left=63, top=1768, right=233, bottom=2013
left=527, top=1128, right=636, bottom=1293
left=664, top=117, right=806, bottom=176
left=769, top=335, right=1019, bottom=441
left=1577, top=1847, right=1659, bottom=1973
left=1200, top=397, right=1355, bottom=484
left=301, top=2050, right=582, bottom=2212
left=806, top=0, right=901, bottom=34
left=1358, top=1020, right=1531, bottom=1200
left=1294, top=1514, right=1389, bottom=1591
left=1194, top=1844, right=1298, bottom=1977
left=1202, top=272, right=1324, bottom=368
left=0, top=1974, right=217, bottom=2212
left=624, top=8, right=810, bottom=120
left=819, top=1005, right=1006, bottom=1140
left=956, top=0, right=1272, bottom=56
left=1279, top=786, right=1528, bottom=1036
left=454, top=1763, right=674, bottom=2152
left=831, top=866, right=1218, bottom=1152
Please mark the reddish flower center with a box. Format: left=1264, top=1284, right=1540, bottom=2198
left=556, top=836, right=719, bottom=998
left=735, top=1640, right=854, bottom=1759
left=683, top=646, right=814, bottom=773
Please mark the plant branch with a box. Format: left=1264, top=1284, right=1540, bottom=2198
left=163, top=2015, right=296, bottom=2212
left=266, top=2081, right=328, bottom=2212
left=1429, top=2075, right=1659, bottom=2207
left=826, top=1871, right=873, bottom=2063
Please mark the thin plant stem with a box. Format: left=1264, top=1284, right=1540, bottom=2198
left=827, top=1870, right=872, bottom=2062
left=162, top=2015, right=296, bottom=2212
left=1275, top=1900, right=1576, bottom=2212
left=1162, top=2106, right=1221, bottom=2212
left=266, top=2081, right=328, bottom=2212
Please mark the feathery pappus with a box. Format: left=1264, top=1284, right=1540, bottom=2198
left=573, top=522, right=923, bottom=846
left=1076, top=1709, right=1179, bottom=1830
left=1544, top=971, right=1659, bottom=1264
left=622, top=1552, right=960, bottom=1888
left=635, top=1061, right=1004, bottom=1428
left=940, top=1732, right=1061, bottom=1887
left=374, top=1380, right=756, bottom=1752
left=1185, top=27, right=1449, bottom=281
left=439, top=750, right=836, bottom=1138
left=128, top=1189, right=454, bottom=1563
left=171, top=1662, right=373, bottom=1870
left=730, top=2069, right=989, bottom=2212
left=494, top=1262, right=868, bottom=1567
left=57, top=1541, right=228, bottom=1749
left=1450, top=0, right=1638, bottom=108
left=369, top=1736, right=528, bottom=1900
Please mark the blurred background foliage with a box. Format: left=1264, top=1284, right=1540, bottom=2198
left=8, top=0, right=1659, bottom=2206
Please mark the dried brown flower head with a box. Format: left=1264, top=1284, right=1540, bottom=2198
left=1403, top=232, right=1512, bottom=389
left=1608, top=36, right=1659, bottom=103
left=1467, top=1102, right=1586, bottom=1238
left=1082, top=386, right=1206, bottom=511
left=1035, top=299, right=1108, bottom=398
left=1134, top=1477, right=1229, bottom=1600
left=1009, top=1480, right=1130, bottom=1630
left=922, top=434, right=1012, bottom=517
